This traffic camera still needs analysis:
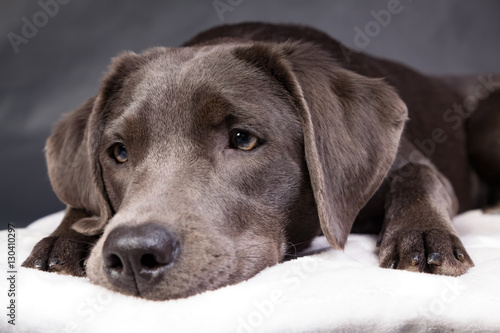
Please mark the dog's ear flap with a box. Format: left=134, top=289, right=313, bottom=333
left=46, top=96, right=108, bottom=235
left=234, top=42, right=407, bottom=249
left=46, top=51, right=149, bottom=235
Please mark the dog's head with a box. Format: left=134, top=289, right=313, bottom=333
left=46, top=41, right=407, bottom=300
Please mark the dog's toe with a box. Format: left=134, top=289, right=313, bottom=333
left=423, top=230, right=474, bottom=276
left=22, top=236, right=57, bottom=271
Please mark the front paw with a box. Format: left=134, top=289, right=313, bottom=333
left=22, top=233, right=99, bottom=277
left=378, top=228, right=474, bottom=276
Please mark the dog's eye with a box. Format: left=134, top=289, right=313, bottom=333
left=112, top=144, right=128, bottom=163
left=230, top=130, right=259, bottom=151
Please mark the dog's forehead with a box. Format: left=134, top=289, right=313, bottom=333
left=136, top=45, right=257, bottom=99
left=119, top=45, right=289, bottom=136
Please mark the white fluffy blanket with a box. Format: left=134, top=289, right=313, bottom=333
left=1, top=210, right=500, bottom=333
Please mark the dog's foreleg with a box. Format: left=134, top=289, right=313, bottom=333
left=378, top=140, right=474, bottom=276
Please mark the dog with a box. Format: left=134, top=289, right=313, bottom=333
left=23, top=22, right=500, bottom=300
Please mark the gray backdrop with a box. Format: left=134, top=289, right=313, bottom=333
left=1, top=0, right=499, bottom=229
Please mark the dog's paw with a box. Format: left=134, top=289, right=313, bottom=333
left=22, top=234, right=99, bottom=277
left=378, top=228, right=474, bottom=276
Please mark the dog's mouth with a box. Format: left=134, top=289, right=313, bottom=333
left=85, top=220, right=285, bottom=300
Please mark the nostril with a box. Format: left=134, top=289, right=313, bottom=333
left=140, top=253, right=161, bottom=270
left=105, top=253, right=124, bottom=270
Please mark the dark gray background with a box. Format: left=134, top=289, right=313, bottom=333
left=1, top=0, right=499, bottom=229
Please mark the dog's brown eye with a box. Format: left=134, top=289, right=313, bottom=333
left=230, top=130, right=259, bottom=151
left=112, top=144, right=128, bottom=163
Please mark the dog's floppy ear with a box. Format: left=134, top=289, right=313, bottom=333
left=47, top=51, right=153, bottom=235
left=234, top=42, right=407, bottom=249
left=45, top=96, right=109, bottom=235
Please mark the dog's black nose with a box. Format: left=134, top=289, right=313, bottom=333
left=102, top=224, right=179, bottom=294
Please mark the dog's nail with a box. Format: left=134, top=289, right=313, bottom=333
left=454, top=249, right=465, bottom=262
left=376, top=237, right=382, bottom=247
left=49, top=258, right=62, bottom=268
left=387, top=260, right=396, bottom=269
left=83, top=258, right=88, bottom=267
left=427, top=252, right=442, bottom=265
left=34, top=259, right=43, bottom=269
left=411, top=252, right=420, bottom=266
